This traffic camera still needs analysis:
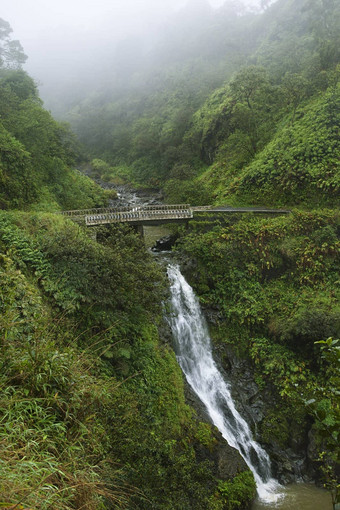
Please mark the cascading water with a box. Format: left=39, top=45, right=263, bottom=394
left=167, top=264, right=283, bottom=503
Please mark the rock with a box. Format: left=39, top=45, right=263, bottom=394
left=206, top=341, right=310, bottom=484
left=184, top=381, right=249, bottom=480
left=202, top=305, right=224, bottom=326
left=152, top=234, right=178, bottom=252
left=158, top=315, right=173, bottom=345
left=216, top=442, right=249, bottom=479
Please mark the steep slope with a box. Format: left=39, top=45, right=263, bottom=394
left=0, top=19, right=255, bottom=510
left=175, top=208, right=339, bottom=494
left=0, top=65, right=107, bottom=210
left=66, top=0, right=339, bottom=208
left=199, top=78, right=339, bottom=206
left=0, top=211, right=255, bottom=509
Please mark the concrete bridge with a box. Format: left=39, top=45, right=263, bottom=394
left=60, top=204, right=291, bottom=227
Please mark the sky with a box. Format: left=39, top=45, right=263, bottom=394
left=1, top=1, right=224, bottom=81
left=1, top=0, right=263, bottom=105
left=1, top=0, right=262, bottom=60
left=2, top=0, right=225, bottom=52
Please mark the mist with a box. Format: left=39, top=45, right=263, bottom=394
left=1, top=0, right=268, bottom=112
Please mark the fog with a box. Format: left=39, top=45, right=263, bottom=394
left=1, top=0, right=267, bottom=111
left=2, top=0, right=184, bottom=77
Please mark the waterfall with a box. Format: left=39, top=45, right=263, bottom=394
left=167, top=264, right=283, bottom=503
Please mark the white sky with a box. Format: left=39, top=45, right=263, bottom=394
left=1, top=0, right=260, bottom=57
left=1, top=0, right=262, bottom=100
left=1, top=1, right=216, bottom=76
left=1, top=0, right=224, bottom=48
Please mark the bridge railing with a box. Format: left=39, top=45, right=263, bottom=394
left=190, top=206, right=213, bottom=212
left=60, top=206, right=133, bottom=217
left=84, top=204, right=193, bottom=225
left=59, top=204, right=290, bottom=227
left=60, top=204, right=192, bottom=216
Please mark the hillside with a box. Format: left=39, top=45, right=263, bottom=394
left=0, top=0, right=339, bottom=508
left=2, top=211, right=254, bottom=509
left=66, top=0, right=339, bottom=207
left=0, top=20, right=109, bottom=212
left=0, top=16, right=255, bottom=510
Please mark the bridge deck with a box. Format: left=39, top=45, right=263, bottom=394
left=85, top=205, right=193, bottom=226
left=61, top=204, right=195, bottom=226
left=60, top=204, right=290, bottom=226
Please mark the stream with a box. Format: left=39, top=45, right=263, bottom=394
left=167, top=264, right=282, bottom=504
left=252, top=482, right=332, bottom=509
left=166, top=264, right=333, bottom=509
left=106, top=185, right=333, bottom=509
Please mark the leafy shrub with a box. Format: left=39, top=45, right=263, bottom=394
left=164, top=178, right=213, bottom=205
left=0, top=211, right=235, bottom=509
left=213, top=471, right=256, bottom=510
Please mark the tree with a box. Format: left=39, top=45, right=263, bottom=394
left=228, top=66, right=276, bottom=155
left=0, top=18, right=27, bottom=69
left=282, top=72, right=309, bottom=123
left=229, top=66, right=269, bottom=110
left=0, top=18, right=11, bottom=40
left=303, top=0, right=340, bottom=69
left=0, top=70, right=38, bottom=100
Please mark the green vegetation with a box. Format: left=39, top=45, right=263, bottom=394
left=199, top=73, right=339, bottom=206
left=0, top=78, right=107, bottom=210
left=214, top=471, right=257, bottom=510
left=0, top=22, right=107, bottom=211
left=67, top=0, right=339, bottom=207
left=305, top=337, right=340, bottom=507
left=1, top=0, right=339, bottom=507
left=0, top=211, right=242, bottom=509
left=175, top=209, right=339, bottom=498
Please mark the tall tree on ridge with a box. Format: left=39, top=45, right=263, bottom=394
left=0, top=18, right=27, bottom=69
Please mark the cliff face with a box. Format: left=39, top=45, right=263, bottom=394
left=175, top=208, right=339, bottom=494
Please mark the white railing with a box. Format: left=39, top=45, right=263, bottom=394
left=60, top=204, right=194, bottom=225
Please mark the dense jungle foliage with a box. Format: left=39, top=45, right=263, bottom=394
left=0, top=0, right=339, bottom=508
left=0, top=18, right=108, bottom=212
left=174, top=209, right=339, bottom=499
left=67, top=0, right=339, bottom=207
left=0, top=211, right=256, bottom=509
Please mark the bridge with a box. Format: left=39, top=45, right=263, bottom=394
left=60, top=204, right=291, bottom=227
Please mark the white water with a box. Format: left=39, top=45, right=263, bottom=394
left=167, top=264, right=284, bottom=503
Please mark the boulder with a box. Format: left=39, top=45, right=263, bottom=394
left=152, top=234, right=178, bottom=252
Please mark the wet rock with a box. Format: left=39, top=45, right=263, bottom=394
left=216, top=442, right=249, bottom=479
left=202, top=305, right=224, bottom=326
left=209, top=343, right=311, bottom=484
left=184, top=383, right=249, bottom=480
left=106, top=185, right=163, bottom=208
left=270, top=448, right=307, bottom=484
left=152, top=234, right=178, bottom=252
left=174, top=253, right=198, bottom=277
left=158, top=315, right=173, bottom=345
